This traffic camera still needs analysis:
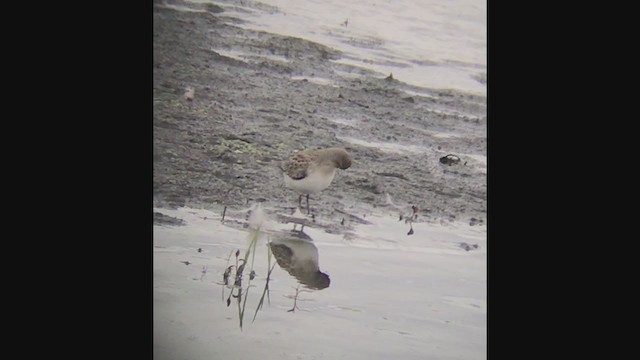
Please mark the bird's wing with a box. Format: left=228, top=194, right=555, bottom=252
left=283, top=153, right=311, bottom=180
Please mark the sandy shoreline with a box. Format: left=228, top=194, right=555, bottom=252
left=154, top=2, right=487, bottom=357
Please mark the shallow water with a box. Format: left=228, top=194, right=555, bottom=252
left=154, top=205, right=486, bottom=359
left=198, top=0, right=487, bottom=95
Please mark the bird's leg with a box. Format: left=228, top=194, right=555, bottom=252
left=306, top=194, right=310, bottom=215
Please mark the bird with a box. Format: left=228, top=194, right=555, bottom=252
left=281, top=147, right=352, bottom=214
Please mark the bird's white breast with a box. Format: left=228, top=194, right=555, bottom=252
left=284, top=167, right=337, bottom=194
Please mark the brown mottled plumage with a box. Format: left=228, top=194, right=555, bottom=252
left=281, top=148, right=352, bottom=213
left=283, top=148, right=352, bottom=180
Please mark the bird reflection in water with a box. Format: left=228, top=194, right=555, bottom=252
left=268, top=230, right=330, bottom=290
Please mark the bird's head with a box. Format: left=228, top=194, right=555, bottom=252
left=331, top=148, right=352, bottom=170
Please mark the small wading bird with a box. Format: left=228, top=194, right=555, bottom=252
left=281, top=148, right=352, bottom=214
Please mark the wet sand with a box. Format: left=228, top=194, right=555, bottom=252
left=153, top=0, right=487, bottom=227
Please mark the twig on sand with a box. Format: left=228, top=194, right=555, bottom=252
left=334, top=208, right=372, bottom=225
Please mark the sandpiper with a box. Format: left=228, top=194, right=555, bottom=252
left=282, top=147, right=352, bottom=214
